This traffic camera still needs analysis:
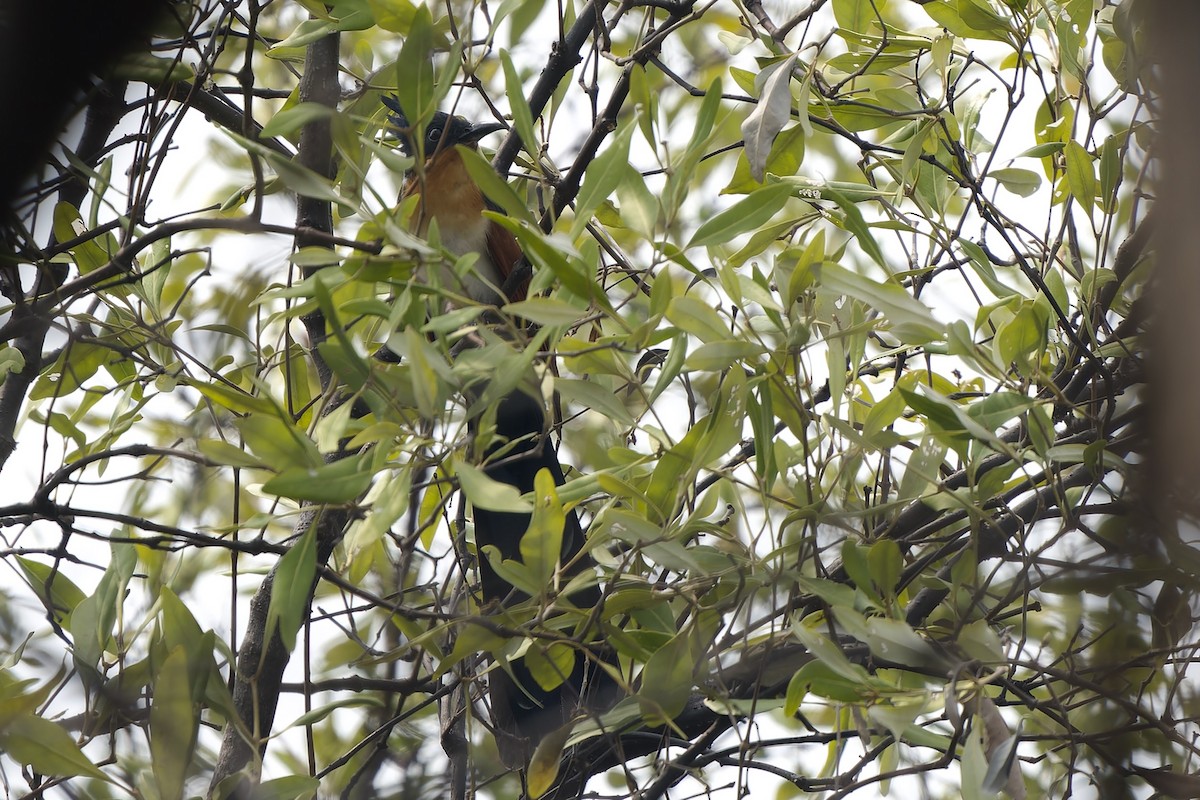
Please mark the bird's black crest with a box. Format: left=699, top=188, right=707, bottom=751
left=382, top=97, right=504, bottom=157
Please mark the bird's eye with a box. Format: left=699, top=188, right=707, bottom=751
left=426, top=127, right=443, bottom=146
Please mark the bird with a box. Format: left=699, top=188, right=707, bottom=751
left=470, top=386, right=612, bottom=769
left=383, top=98, right=616, bottom=772
left=382, top=98, right=528, bottom=304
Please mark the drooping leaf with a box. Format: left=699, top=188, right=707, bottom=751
left=150, top=645, right=199, bottom=800
left=501, top=49, right=538, bottom=159
left=265, top=527, right=318, bottom=652
left=741, top=55, right=798, bottom=183
left=520, top=469, right=566, bottom=586
left=636, top=629, right=694, bottom=724
left=527, top=722, right=574, bottom=797
left=1063, top=140, right=1096, bottom=208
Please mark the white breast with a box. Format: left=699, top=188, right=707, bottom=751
left=431, top=217, right=505, bottom=303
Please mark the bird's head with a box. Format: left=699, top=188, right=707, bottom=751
left=383, top=97, right=505, bottom=159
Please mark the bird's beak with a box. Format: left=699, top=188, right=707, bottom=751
left=462, top=121, right=506, bottom=143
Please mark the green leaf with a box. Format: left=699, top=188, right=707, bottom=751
left=393, top=5, right=436, bottom=139
left=150, top=645, right=199, bottom=800
left=688, top=182, right=793, bottom=249
left=197, top=439, right=264, bottom=469
left=637, top=630, right=694, bottom=724
left=897, top=435, right=947, bottom=501
left=524, top=641, right=576, bottom=692
left=554, top=377, right=635, bottom=426
left=0, top=345, right=25, bottom=383
left=268, top=18, right=337, bottom=56
left=965, top=392, right=1036, bottom=431
left=899, top=384, right=998, bottom=458
left=52, top=202, right=118, bottom=278
left=454, top=458, right=534, bottom=512
left=572, top=121, right=634, bottom=238
left=266, top=527, right=317, bottom=652
left=791, top=623, right=872, bottom=685
left=0, top=714, right=109, bottom=781
left=502, top=297, right=585, bottom=327
left=261, top=452, right=374, bottom=503
left=1098, top=135, right=1121, bottom=212
left=1018, top=141, right=1065, bottom=159
left=958, top=620, right=1005, bottom=663
left=393, top=325, right=451, bottom=418
left=255, top=776, right=322, bottom=800
left=501, top=48, right=538, bottom=159
left=787, top=660, right=870, bottom=703
left=235, top=412, right=323, bottom=470
left=924, top=0, right=1013, bottom=43
left=31, top=342, right=112, bottom=400
left=485, top=216, right=614, bottom=312
left=527, top=722, right=573, bottom=798
left=458, top=146, right=535, bottom=224
left=478, top=546, right=540, bottom=596
left=228, top=130, right=346, bottom=204
left=827, top=188, right=887, bottom=269
left=665, top=77, right=723, bottom=211
left=109, top=51, right=195, bottom=83
left=1064, top=140, right=1096, bottom=208
left=989, top=167, right=1041, bottom=197
left=644, top=374, right=745, bottom=518
left=833, top=607, right=939, bottom=668
left=725, top=125, right=807, bottom=195
left=16, top=557, right=86, bottom=625
left=368, top=0, right=418, bottom=32
left=833, top=0, right=878, bottom=34
left=841, top=538, right=880, bottom=606
left=521, top=469, right=566, bottom=586
left=867, top=539, right=902, bottom=601
left=665, top=295, right=729, bottom=343
left=188, top=378, right=277, bottom=415
left=70, top=542, right=136, bottom=669
left=684, top=339, right=766, bottom=372
left=962, top=713, right=988, bottom=800
left=260, top=102, right=335, bottom=139
left=616, top=163, right=659, bottom=238
left=159, top=588, right=206, bottom=657
left=814, top=262, right=943, bottom=343
left=958, top=238, right=1018, bottom=298
left=995, top=303, right=1047, bottom=375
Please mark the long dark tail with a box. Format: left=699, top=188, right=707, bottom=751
left=469, top=388, right=614, bottom=768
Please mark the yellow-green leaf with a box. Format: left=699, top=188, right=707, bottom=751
left=0, top=714, right=109, bottom=781
left=1064, top=140, right=1096, bottom=208
left=150, top=645, right=199, bottom=800
left=454, top=458, right=534, bottom=513
left=265, top=527, right=317, bottom=652
left=688, top=182, right=793, bottom=249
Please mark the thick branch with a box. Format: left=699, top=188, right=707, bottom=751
left=492, top=0, right=603, bottom=177
left=207, top=27, right=344, bottom=797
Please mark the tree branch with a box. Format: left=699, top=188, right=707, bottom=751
left=207, top=26, right=345, bottom=797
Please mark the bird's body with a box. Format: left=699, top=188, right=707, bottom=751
left=384, top=99, right=615, bottom=775
left=384, top=101, right=527, bottom=303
